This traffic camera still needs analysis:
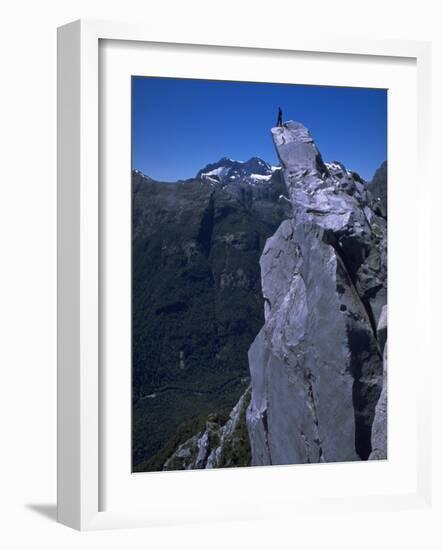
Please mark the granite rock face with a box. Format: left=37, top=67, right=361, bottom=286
left=247, top=121, right=387, bottom=464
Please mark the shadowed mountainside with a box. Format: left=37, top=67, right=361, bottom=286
left=132, top=163, right=290, bottom=471
left=368, top=160, right=387, bottom=216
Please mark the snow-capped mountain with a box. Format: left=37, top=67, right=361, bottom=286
left=196, top=156, right=281, bottom=186
left=132, top=154, right=290, bottom=238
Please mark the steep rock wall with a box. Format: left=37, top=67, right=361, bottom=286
left=247, top=121, right=387, bottom=464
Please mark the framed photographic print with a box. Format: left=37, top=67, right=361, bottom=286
left=57, top=19, right=432, bottom=530
left=130, top=77, right=387, bottom=472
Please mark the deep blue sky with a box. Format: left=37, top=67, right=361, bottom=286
left=132, top=76, right=387, bottom=182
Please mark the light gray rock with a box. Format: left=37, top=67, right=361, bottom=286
left=247, top=122, right=387, bottom=465
left=271, top=123, right=387, bottom=327
left=271, top=121, right=326, bottom=177
left=377, top=303, right=388, bottom=355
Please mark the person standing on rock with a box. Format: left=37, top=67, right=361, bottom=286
left=276, top=107, right=283, bottom=127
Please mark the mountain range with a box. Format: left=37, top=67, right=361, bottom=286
left=132, top=156, right=290, bottom=470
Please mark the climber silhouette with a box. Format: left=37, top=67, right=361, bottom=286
left=277, top=107, right=283, bottom=127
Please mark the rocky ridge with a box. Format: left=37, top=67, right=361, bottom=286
left=163, top=387, right=251, bottom=470
left=196, top=157, right=290, bottom=228
left=197, top=157, right=280, bottom=186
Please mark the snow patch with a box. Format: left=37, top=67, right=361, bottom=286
left=250, top=173, right=273, bottom=182
left=202, top=166, right=226, bottom=178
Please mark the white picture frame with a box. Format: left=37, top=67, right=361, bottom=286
left=57, top=19, right=432, bottom=531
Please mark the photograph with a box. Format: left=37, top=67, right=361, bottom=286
left=1, top=0, right=436, bottom=541
left=131, top=76, right=388, bottom=472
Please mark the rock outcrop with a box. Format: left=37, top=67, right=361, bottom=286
left=163, top=387, right=251, bottom=470
left=247, top=121, right=387, bottom=464
left=369, top=305, right=388, bottom=460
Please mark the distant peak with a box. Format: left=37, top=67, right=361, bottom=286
left=219, top=156, right=242, bottom=163
left=132, top=168, right=152, bottom=180
left=197, top=155, right=276, bottom=187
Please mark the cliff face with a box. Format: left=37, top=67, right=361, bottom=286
left=247, top=121, right=387, bottom=464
